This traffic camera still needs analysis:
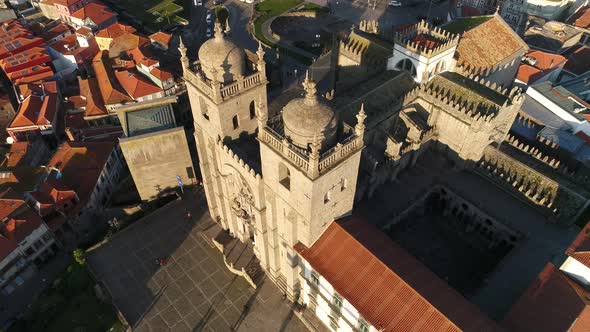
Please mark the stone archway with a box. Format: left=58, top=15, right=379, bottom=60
left=394, top=58, right=417, bottom=78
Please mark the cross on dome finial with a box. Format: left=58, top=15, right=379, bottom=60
left=302, top=70, right=318, bottom=105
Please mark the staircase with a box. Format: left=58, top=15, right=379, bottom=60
left=208, top=229, right=265, bottom=289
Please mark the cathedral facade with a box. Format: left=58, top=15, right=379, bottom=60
left=181, top=15, right=551, bottom=330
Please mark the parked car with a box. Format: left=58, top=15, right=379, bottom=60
left=193, top=0, right=202, bottom=5
left=389, top=0, right=402, bottom=6
left=245, top=0, right=254, bottom=3
left=206, top=12, right=212, bottom=24
left=206, top=27, right=212, bottom=38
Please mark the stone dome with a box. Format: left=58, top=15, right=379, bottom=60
left=282, top=75, right=338, bottom=149
left=197, top=22, right=246, bottom=84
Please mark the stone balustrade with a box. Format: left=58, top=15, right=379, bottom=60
left=185, top=69, right=263, bottom=102
left=260, top=126, right=363, bottom=178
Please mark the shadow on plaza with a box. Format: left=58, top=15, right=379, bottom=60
left=87, top=187, right=214, bottom=329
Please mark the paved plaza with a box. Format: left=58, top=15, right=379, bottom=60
left=87, top=189, right=308, bottom=331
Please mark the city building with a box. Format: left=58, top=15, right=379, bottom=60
left=515, top=49, right=566, bottom=85
left=185, top=13, right=590, bottom=331
left=118, top=97, right=194, bottom=200
left=0, top=199, right=57, bottom=295
left=69, top=2, right=116, bottom=31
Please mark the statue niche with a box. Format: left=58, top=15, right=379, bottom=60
left=227, top=172, right=255, bottom=242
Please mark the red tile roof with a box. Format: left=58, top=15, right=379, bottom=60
left=114, top=69, right=162, bottom=99
left=14, top=71, right=54, bottom=85
left=78, top=76, right=108, bottom=117
left=47, top=141, right=115, bottom=205
left=568, top=5, right=590, bottom=29
left=7, top=64, right=53, bottom=82
left=150, top=67, right=173, bottom=81
left=294, top=216, right=501, bottom=332
left=0, top=199, right=25, bottom=220
left=9, top=94, right=58, bottom=129
left=96, top=23, right=136, bottom=39
left=410, top=33, right=444, bottom=50
left=0, top=47, right=52, bottom=73
left=456, top=15, right=528, bottom=69
left=31, top=178, right=77, bottom=216
left=71, top=2, right=116, bottom=27
left=566, top=221, right=590, bottom=268
left=3, top=142, right=31, bottom=167
left=564, top=45, right=590, bottom=76
left=3, top=210, right=42, bottom=243
left=516, top=50, right=566, bottom=83
left=92, top=54, right=133, bottom=105
left=502, top=263, right=590, bottom=332
left=16, top=80, right=58, bottom=100
left=127, top=46, right=158, bottom=67
left=149, top=31, right=172, bottom=49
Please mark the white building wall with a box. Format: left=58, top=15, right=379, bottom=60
left=300, top=259, right=378, bottom=332
left=527, top=86, right=590, bottom=135
left=560, top=256, right=590, bottom=286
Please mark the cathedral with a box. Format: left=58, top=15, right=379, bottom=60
left=181, top=13, right=586, bottom=332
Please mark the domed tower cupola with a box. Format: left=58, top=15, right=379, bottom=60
left=197, top=20, right=246, bottom=84
left=282, top=72, right=338, bottom=150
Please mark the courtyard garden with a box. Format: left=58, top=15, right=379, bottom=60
left=8, top=259, right=124, bottom=332
left=108, top=0, right=190, bottom=32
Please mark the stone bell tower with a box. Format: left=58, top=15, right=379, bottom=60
left=182, top=21, right=268, bottom=220
left=257, top=73, right=365, bottom=299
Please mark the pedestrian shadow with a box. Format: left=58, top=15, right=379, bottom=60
left=231, top=277, right=265, bottom=331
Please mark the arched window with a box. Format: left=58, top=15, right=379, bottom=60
left=394, top=59, right=417, bottom=78
left=249, top=101, right=256, bottom=119
left=324, top=191, right=331, bottom=204
left=279, top=163, right=290, bottom=190
left=232, top=115, right=239, bottom=129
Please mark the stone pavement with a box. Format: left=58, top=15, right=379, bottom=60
left=87, top=189, right=309, bottom=331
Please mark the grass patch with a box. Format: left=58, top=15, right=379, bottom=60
left=253, top=0, right=302, bottom=46
left=8, top=263, right=123, bottom=332
left=442, top=16, right=492, bottom=34
left=215, top=6, right=229, bottom=25
left=115, top=0, right=189, bottom=31
left=297, top=2, right=329, bottom=13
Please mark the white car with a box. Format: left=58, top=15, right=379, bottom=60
left=245, top=0, right=254, bottom=3
left=193, top=0, right=202, bottom=6
left=206, top=12, right=212, bottom=23
left=206, top=27, right=212, bottom=38
left=389, top=0, right=402, bottom=5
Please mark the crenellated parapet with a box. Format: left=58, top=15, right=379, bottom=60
left=217, top=137, right=262, bottom=181
left=339, top=30, right=391, bottom=69
left=393, top=20, right=460, bottom=59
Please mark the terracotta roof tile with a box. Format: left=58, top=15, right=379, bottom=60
left=92, top=55, right=133, bottom=104
left=568, top=5, right=590, bottom=29
left=47, top=141, right=115, bottom=204
left=456, top=15, right=528, bottom=69
left=78, top=76, right=108, bottom=117
left=516, top=50, right=566, bottom=83
left=502, top=263, right=590, bottom=332
left=71, top=2, right=116, bottom=27
left=566, top=221, right=590, bottom=268
left=564, top=45, right=590, bottom=76
left=149, top=31, right=172, bottom=48
left=3, top=210, right=42, bottom=243
left=294, top=216, right=501, bottom=332
left=4, top=142, right=30, bottom=167
left=114, top=69, right=162, bottom=99
left=6, top=64, right=53, bottom=82
left=95, top=23, right=135, bottom=39
left=150, top=67, right=173, bottom=81
left=16, top=80, right=58, bottom=100
left=0, top=199, right=25, bottom=220
left=9, top=93, right=58, bottom=128
left=14, top=71, right=54, bottom=85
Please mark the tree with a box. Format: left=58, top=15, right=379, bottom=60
left=73, top=249, right=86, bottom=265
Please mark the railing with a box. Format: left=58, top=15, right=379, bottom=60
left=220, top=72, right=263, bottom=99
left=318, top=136, right=361, bottom=173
